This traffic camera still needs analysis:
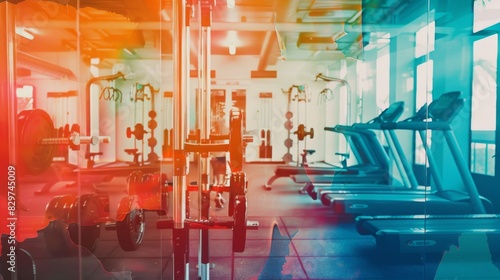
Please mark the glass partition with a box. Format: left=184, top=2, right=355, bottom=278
left=3, top=1, right=498, bottom=280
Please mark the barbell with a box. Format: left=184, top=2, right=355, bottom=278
left=294, top=124, right=314, bottom=141
left=17, top=109, right=109, bottom=175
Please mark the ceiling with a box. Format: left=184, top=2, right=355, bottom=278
left=10, top=0, right=427, bottom=76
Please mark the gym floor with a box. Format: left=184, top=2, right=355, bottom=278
left=9, top=163, right=500, bottom=279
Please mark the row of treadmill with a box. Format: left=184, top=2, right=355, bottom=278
left=269, top=91, right=500, bottom=255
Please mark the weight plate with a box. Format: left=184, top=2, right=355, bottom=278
left=148, top=110, right=157, bottom=118
left=232, top=195, right=247, bottom=253
left=63, top=123, right=70, bottom=137
left=229, top=109, right=243, bottom=172
left=71, top=123, right=80, bottom=134
left=229, top=172, right=247, bottom=217
left=18, top=109, right=56, bottom=175
left=148, top=137, right=157, bottom=147
left=285, top=111, right=293, bottom=120
left=284, top=120, right=293, bottom=131
left=147, top=152, right=159, bottom=163
left=284, top=138, right=293, bottom=148
left=295, top=124, right=305, bottom=141
left=283, top=153, right=293, bottom=164
left=67, top=193, right=103, bottom=252
left=116, top=208, right=145, bottom=251
left=310, top=127, right=315, bottom=139
left=134, top=123, right=146, bottom=140
left=148, top=119, right=157, bottom=129
left=127, top=171, right=144, bottom=194
left=126, top=127, right=132, bottom=138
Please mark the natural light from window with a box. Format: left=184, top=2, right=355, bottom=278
left=415, top=21, right=435, bottom=58
left=473, top=0, right=500, bottom=32
left=471, top=34, right=497, bottom=175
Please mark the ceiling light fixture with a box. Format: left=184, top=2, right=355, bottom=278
left=227, top=0, right=235, bottom=8
left=346, top=10, right=362, bottom=24
left=228, top=42, right=236, bottom=55
left=123, top=48, right=135, bottom=55
left=161, top=9, right=171, bottom=21
left=15, top=27, right=34, bottom=40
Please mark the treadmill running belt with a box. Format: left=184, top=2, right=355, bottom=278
left=356, top=215, right=500, bottom=254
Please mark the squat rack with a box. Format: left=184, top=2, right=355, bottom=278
left=161, top=1, right=258, bottom=279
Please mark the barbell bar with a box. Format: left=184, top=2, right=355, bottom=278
left=17, top=109, right=109, bottom=175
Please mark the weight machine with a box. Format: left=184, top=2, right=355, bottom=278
left=84, top=72, right=127, bottom=168
left=281, top=84, right=315, bottom=166
left=126, top=83, right=160, bottom=165
left=154, top=1, right=258, bottom=279
left=259, top=92, right=273, bottom=159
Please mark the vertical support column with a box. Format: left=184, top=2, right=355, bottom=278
left=0, top=3, right=18, bottom=279
left=198, top=2, right=213, bottom=279
left=172, top=0, right=189, bottom=279
left=0, top=2, right=17, bottom=161
left=1, top=5, right=17, bottom=182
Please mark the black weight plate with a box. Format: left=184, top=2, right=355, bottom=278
left=18, top=109, right=55, bottom=175
left=229, top=109, right=243, bottom=172
left=232, top=195, right=247, bottom=253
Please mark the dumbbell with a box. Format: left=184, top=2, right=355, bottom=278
left=126, top=123, right=148, bottom=140
left=294, top=124, right=314, bottom=141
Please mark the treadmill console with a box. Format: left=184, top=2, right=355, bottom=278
left=428, top=91, right=463, bottom=121
left=405, top=91, right=462, bottom=122
left=369, top=101, right=405, bottom=124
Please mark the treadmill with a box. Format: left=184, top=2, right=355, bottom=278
left=263, top=102, right=406, bottom=191
left=297, top=101, right=418, bottom=199
left=354, top=95, right=500, bottom=255
left=318, top=91, right=493, bottom=216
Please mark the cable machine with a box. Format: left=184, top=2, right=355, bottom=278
left=155, top=1, right=258, bottom=279
left=282, top=84, right=314, bottom=166
left=259, top=92, right=273, bottom=159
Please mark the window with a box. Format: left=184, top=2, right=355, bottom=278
left=375, top=45, right=391, bottom=146
left=415, top=21, right=435, bottom=58
left=474, top=0, right=500, bottom=33
left=414, top=60, right=434, bottom=165
left=471, top=34, right=497, bottom=175
left=413, top=18, right=435, bottom=165
left=16, top=85, right=34, bottom=113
